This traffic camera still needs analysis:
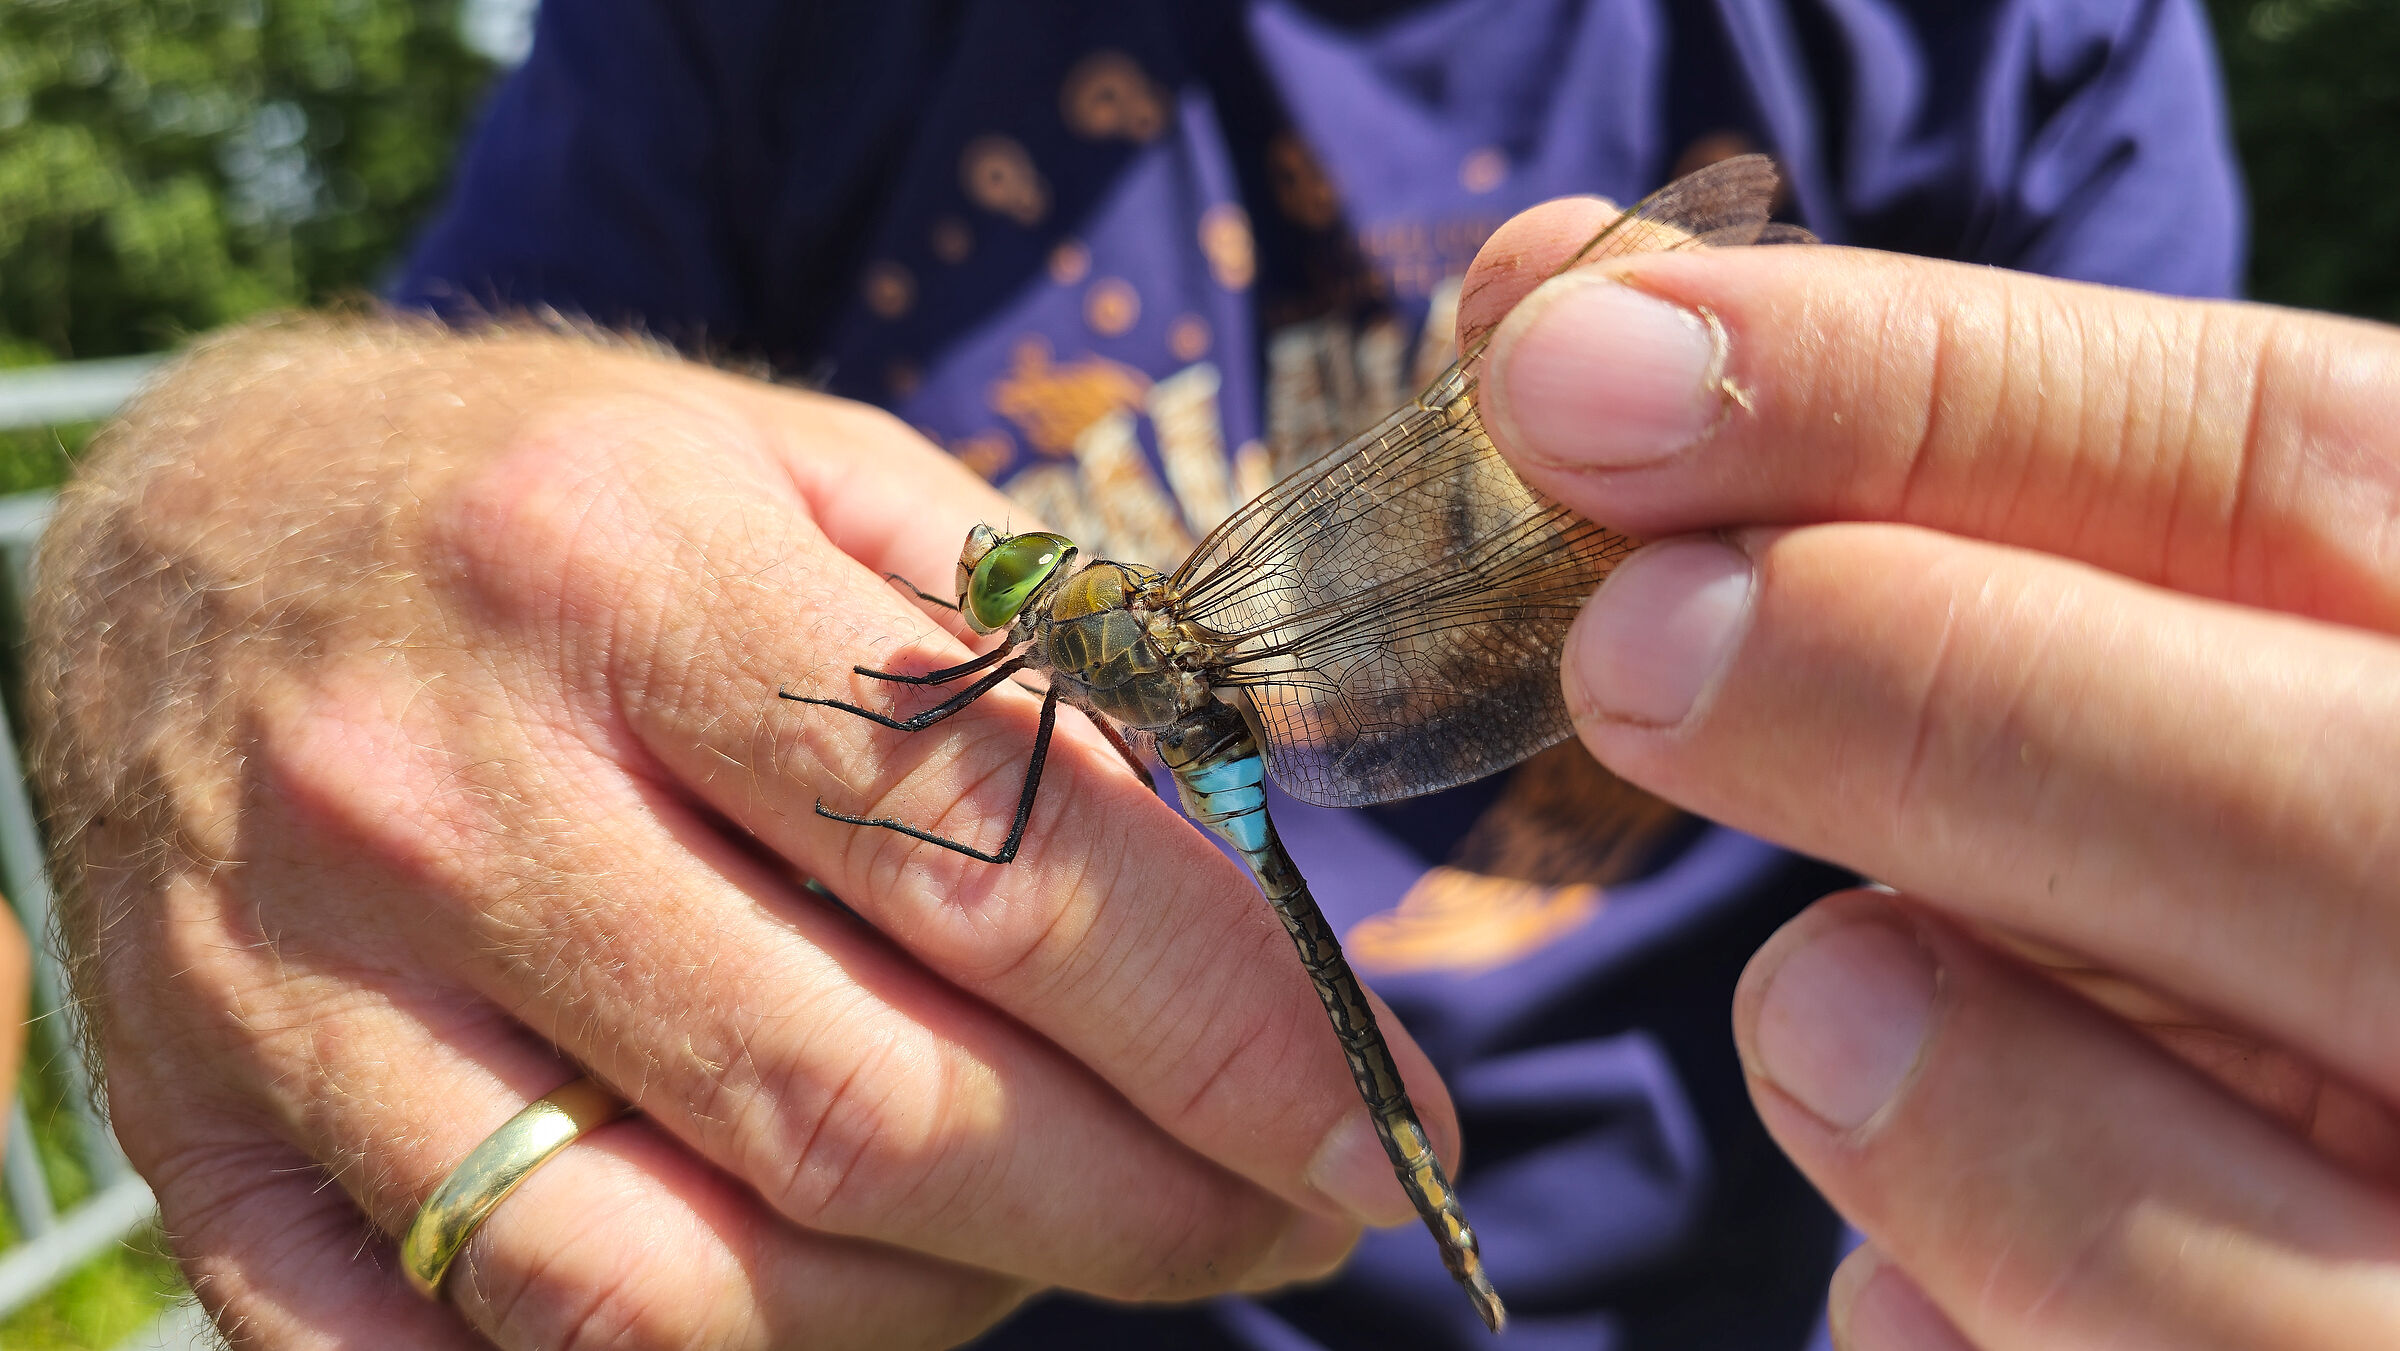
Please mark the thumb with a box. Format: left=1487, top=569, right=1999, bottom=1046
left=1466, top=231, right=2400, bottom=630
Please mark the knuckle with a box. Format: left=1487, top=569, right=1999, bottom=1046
left=424, top=400, right=658, bottom=608
left=423, top=388, right=774, bottom=619
left=467, top=1223, right=700, bottom=1351
left=1880, top=546, right=1999, bottom=837
left=250, top=667, right=522, bottom=905
left=1101, top=1192, right=1281, bottom=1303
left=737, top=1003, right=974, bottom=1236
left=1163, top=986, right=1311, bottom=1139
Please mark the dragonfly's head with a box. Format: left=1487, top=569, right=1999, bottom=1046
left=955, top=525, right=1077, bottom=635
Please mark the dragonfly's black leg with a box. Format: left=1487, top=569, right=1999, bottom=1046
left=847, top=639, right=1014, bottom=688
left=1078, top=706, right=1163, bottom=799
left=883, top=571, right=960, bottom=612
left=774, top=643, right=1009, bottom=714
left=780, top=657, right=1029, bottom=731
left=814, top=684, right=1061, bottom=864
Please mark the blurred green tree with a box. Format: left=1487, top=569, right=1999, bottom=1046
left=2210, top=0, right=2400, bottom=321
left=0, top=2, right=2394, bottom=354
left=0, top=0, right=495, bottom=366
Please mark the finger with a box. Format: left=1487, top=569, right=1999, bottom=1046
left=1737, top=891, right=2400, bottom=1350
left=1455, top=196, right=1627, bottom=351
left=137, top=1116, right=491, bottom=1349
left=416, top=395, right=1467, bottom=1233
left=249, top=665, right=1358, bottom=1301
left=96, top=851, right=1025, bottom=1349
left=1828, top=1246, right=1979, bottom=1351
left=1563, top=522, right=2400, bottom=1103
left=1965, top=924, right=2400, bottom=1184
left=123, top=978, right=1027, bottom=1349
left=1466, top=205, right=2400, bottom=630
left=749, top=383, right=1025, bottom=601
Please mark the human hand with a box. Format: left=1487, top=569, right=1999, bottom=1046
left=1465, top=204, right=2400, bottom=1348
left=31, top=321, right=1453, bottom=1347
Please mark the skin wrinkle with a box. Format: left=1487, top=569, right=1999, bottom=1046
left=2051, top=285, right=2118, bottom=565
left=2144, top=301, right=2204, bottom=593
left=2255, top=325, right=2400, bottom=621
left=597, top=791, right=878, bottom=1142
left=2272, top=676, right=2400, bottom=1080
left=2222, top=312, right=2281, bottom=620
left=1146, top=901, right=1319, bottom=1132
left=463, top=1181, right=665, bottom=1351
left=146, top=1135, right=325, bottom=1240
left=1889, top=270, right=1957, bottom=530
left=964, top=833, right=1107, bottom=1011
left=1991, top=275, right=2052, bottom=548
left=209, top=951, right=511, bottom=1219
left=1969, top=568, right=2088, bottom=873
left=758, top=1002, right=905, bottom=1231
left=695, top=910, right=1061, bottom=1271
left=1106, top=891, right=1256, bottom=1096
left=1970, top=273, right=2028, bottom=546
left=1171, top=995, right=1290, bottom=1135
left=166, top=1141, right=386, bottom=1299
left=889, top=1066, right=1017, bottom=1270
left=1082, top=873, right=1317, bottom=1170
left=1881, top=545, right=1969, bottom=863
left=523, top=1268, right=648, bottom=1351
left=434, top=426, right=692, bottom=780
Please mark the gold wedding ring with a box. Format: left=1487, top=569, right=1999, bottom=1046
left=401, top=1076, right=632, bottom=1298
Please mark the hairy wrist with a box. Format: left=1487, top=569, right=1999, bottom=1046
left=25, top=314, right=747, bottom=1034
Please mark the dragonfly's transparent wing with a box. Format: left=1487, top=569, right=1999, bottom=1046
left=1551, top=152, right=1789, bottom=269
left=1166, top=154, right=1800, bottom=808
left=1174, top=393, right=1633, bottom=806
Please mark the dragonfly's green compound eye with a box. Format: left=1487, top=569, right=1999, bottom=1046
left=964, top=531, right=1074, bottom=633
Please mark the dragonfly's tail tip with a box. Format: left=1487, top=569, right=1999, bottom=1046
left=1464, top=1274, right=1505, bottom=1333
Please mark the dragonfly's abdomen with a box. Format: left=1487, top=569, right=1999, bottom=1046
left=1173, top=752, right=1268, bottom=852
left=1157, top=700, right=1506, bottom=1332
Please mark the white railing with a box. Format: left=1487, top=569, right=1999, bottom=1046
left=0, top=358, right=168, bottom=1333
left=0, top=357, right=163, bottom=431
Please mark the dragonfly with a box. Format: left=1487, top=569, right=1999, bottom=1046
left=786, top=154, right=1811, bottom=1332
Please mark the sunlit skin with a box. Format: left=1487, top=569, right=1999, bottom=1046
left=30, top=190, right=2400, bottom=1349
left=1470, top=201, right=2400, bottom=1350
left=803, top=164, right=1797, bottom=1330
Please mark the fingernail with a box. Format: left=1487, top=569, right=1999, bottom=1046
left=1488, top=273, right=1723, bottom=469
left=1829, top=1245, right=1975, bottom=1351
left=1305, top=1111, right=1416, bottom=1228
left=1571, top=536, right=1754, bottom=726
left=1755, top=920, right=1937, bottom=1130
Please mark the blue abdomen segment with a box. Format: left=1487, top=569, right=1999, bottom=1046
left=1151, top=697, right=1505, bottom=1330
left=1173, top=753, right=1269, bottom=854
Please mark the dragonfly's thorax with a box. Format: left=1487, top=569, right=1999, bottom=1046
left=1031, top=560, right=1209, bottom=731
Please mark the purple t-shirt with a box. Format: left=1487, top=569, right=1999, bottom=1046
left=396, top=3, right=2241, bottom=1347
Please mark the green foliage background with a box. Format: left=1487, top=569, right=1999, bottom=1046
left=0, top=0, right=2397, bottom=1344
left=2208, top=0, right=2400, bottom=320
left=0, top=0, right=494, bottom=368
left=0, top=0, right=2395, bottom=369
